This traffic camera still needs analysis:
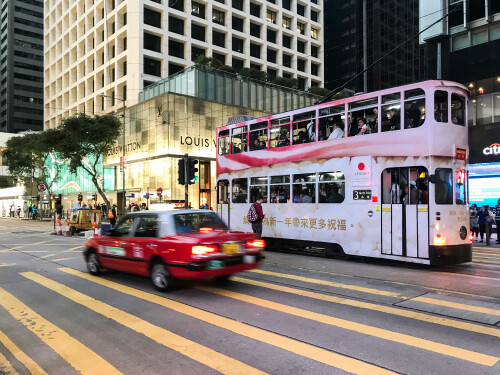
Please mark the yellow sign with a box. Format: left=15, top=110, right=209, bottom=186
left=382, top=208, right=391, bottom=212
left=417, top=208, right=428, bottom=212
left=375, top=206, right=381, bottom=212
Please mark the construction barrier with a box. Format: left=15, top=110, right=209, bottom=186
left=64, top=219, right=71, bottom=236
left=92, top=221, right=98, bottom=238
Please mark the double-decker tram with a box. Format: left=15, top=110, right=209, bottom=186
left=215, top=80, right=472, bottom=265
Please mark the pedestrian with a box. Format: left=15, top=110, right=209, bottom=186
left=9, top=204, right=15, bottom=218
left=485, top=205, right=495, bottom=246
left=109, top=204, right=117, bottom=227
left=32, top=206, right=38, bottom=220
left=494, top=198, right=500, bottom=245
left=469, top=204, right=479, bottom=241
left=23, top=201, right=28, bottom=218
left=28, top=204, right=33, bottom=219
left=247, top=195, right=265, bottom=235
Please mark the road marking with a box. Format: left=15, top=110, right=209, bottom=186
left=429, top=270, right=500, bottom=281
left=0, top=350, right=19, bottom=375
left=412, top=296, right=500, bottom=317
left=21, top=272, right=268, bottom=375
left=195, top=285, right=499, bottom=367
left=24, top=251, right=50, bottom=253
left=232, top=276, right=500, bottom=338
left=59, top=268, right=397, bottom=375
left=0, top=330, right=47, bottom=375
left=40, top=254, right=56, bottom=259
left=62, top=246, right=83, bottom=253
left=51, top=258, right=75, bottom=262
left=0, top=250, right=15, bottom=253
left=248, top=269, right=406, bottom=298
left=0, top=264, right=14, bottom=268
left=0, top=287, right=122, bottom=375
left=472, top=259, right=500, bottom=265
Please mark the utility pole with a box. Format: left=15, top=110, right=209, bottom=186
left=184, top=153, right=189, bottom=209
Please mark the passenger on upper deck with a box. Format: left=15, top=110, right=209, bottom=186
left=405, top=102, right=421, bottom=128
left=328, top=120, right=344, bottom=140
left=356, top=118, right=370, bottom=135
left=277, top=130, right=290, bottom=147
left=251, top=137, right=262, bottom=151
left=296, top=131, right=308, bottom=144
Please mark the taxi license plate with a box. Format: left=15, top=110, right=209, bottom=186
left=222, top=243, right=240, bottom=255
left=243, top=255, right=256, bottom=264
left=206, top=260, right=225, bottom=270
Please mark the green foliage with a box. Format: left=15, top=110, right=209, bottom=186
left=271, top=77, right=298, bottom=89
left=308, top=86, right=331, bottom=97
left=239, top=68, right=268, bottom=81
left=194, top=55, right=222, bottom=69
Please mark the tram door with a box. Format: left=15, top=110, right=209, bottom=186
left=381, top=167, right=429, bottom=259
left=216, top=180, right=231, bottom=228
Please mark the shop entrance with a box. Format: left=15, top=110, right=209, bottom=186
left=198, top=161, right=211, bottom=209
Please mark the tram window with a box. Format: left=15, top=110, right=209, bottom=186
left=319, top=105, right=344, bottom=117
left=250, top=121, right=267, bottom=131
left=217, top=180, right=229, bottom=204
left=434, top=168, right=453, bottom=205
left=451, top=94, right=465, bottom=126
left=270, top=175, right=290, bottom=204
left=381, top=93, right=401, bottom=132
left=218, top=130, right=229, bottom=155
left=455, top=169, right=466, bottom=205
left=249, top=129, right=268, bottom=151
left=270, top=124, right=290, bottom=148
left=319, top=172, right=345, bottom=203
left=319, top=114, right=344, bottom=140
left=292, top=111, right=316, bottom=144
left=407, top=167, right=429, bottom=204
left=348, top=98, right=378, bottom=136
left=404, top=89, right=425, bottom=129
left=250, top=177, right=268, bottom=203
left=292, top=173, right=316, bottom=203
left=232, top=178, right=248, bottom=203
left=231, top=126, right=247, bottom=154
left=434, top=91, right=448, bottom=123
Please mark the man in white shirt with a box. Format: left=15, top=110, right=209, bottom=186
left=328, top=120, right=344, bottom=140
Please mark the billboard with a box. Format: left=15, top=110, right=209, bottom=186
left=469, top=177, right=500, bottom=207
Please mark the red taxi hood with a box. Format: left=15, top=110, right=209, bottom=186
left=169, top=230, right=259, bottom=244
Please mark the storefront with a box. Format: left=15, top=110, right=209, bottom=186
left=468, top=123, right=500, bottom=207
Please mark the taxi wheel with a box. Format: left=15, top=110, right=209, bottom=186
left=214, top=274, right=232, bottom=283
left=151, top=263, right=173, bottom=292
left=86, top=252, right=101, bottom=275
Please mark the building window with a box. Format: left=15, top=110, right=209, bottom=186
left=232, top=58, right=244, bottom=71
left=267, top=48, right=276, bottom=63
left=297, top=59, right=305, bottom=72
left=311, top=27, right=318, bottom=39
left=311, top=45, right=318, bottom=58
left=232, top=37, right=244, bottom=53
left=282, top=16, right=291, bottom=29
left=250, top=23, right=260, bottom=37
left=169, top=63, right=184, bottom=75
left=144, top=8, right=161, bottom=28
left=168, top=40, right=184, bottom=58
left=311, top=10, right=318, bottom=22
left=123, top=61, right=127, bottom=76
left=282, top=34, right=291, bottom=48
left=212, top=31, right=225, bottom=47
left=123, top=37, right=127, bottom=50
left=168, top=16, right=184, bottom=35
left=311, top=63, right=318, bottom=76
left=267, top=10, right=277, bottom=24
left=169, top=0, right=184, bottom=11
left=213, top=52, right=225, bottom=64
left=283, top=0, right=291, bottom=10
left=232, top=0, right=243, bottom=11
left=297, top=40, right=305, bottom=53
left=191, top=2, right=205, bottom=18
left=232, top=16, right=244, bottom=32
left=144, top=32, right=162, bottom=53
left=191, top=46, right=205, bottom=61
left=250, top=43, right=261, bottom=58
left=282, top=53, right=291, bottom=68
left=297, top=77, right=306, bottom=90
left=250, top=2, right=260, bottom=17
left=267, top=28, right=276, bottom=43
left=212, top=9, right=225, bottom=25
left=250, top=63, right=261, bottom=70
left=297, top=22, right=305, bottom=35
left=191, top=23, right=205, bottom=41
left=297, top=3, right=305, bottom=17
left=144, top=57, right=162, bottom=76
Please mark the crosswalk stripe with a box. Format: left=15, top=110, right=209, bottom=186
left=231, top=276, right=500, bottom=338
left=0, top=287, right=122, bottom=375
left=0, top=351, right=19, bottom=375
left=0, top=330, right=47, bottom=375
left=248, top=269, right=406, bottom=298
left=58, top=268, right=397, bottom=375
left=472, top=259, right=500, bottom=265
left=21, top=272, right=268, bottom=375
left=194, top=285, right=499, bottom=367
left=412, top=296, right=500, bottom=317
left=0, top=264, right=14, bottom=267
left=51, top=258, right=75, bottom=262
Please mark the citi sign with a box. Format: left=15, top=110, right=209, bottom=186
left=483, top=143, right=500, bottom=155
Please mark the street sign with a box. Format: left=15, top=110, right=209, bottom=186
left=37, top=182, right=47, bottom=192
left=157, top=187, right=163, bottom=197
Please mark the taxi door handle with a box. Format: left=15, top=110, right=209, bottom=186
left=147, top=244, right=157, bottom=248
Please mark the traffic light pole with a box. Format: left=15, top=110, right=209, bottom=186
left=184, top=153, right=189, bottom=209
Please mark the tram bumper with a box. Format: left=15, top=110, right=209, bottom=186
left=429, top=244, right=472, bottom=266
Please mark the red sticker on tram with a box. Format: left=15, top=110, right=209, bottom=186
left=358, top=163, right=365, bottom=171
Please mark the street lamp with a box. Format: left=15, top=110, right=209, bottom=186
left=100, top=93, right=126, bottom=217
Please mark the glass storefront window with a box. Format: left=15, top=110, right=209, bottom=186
left=476, top=95, right=493, bottom=125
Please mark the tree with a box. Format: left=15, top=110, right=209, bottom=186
left=51, top=113, right=122, bottom=209
left=194, top=55, right=222, bottom=70
left=2, top=129, right=61, bottom=195
left=308, top=86, right=331, bottom=97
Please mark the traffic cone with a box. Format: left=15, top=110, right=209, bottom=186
left=57, top=219, right=62, bottom=235
left=65, top=220, right=71, bottom=236
left=93, top=222, right=98, bottom=238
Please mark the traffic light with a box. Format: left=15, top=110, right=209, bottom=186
left=187, top=157, right=198, bottom=184
left=92, top=194, right=97, bottom=201
left=77, top=194, right=83, bottom=201
left=177, top=158, right=185, bottom=185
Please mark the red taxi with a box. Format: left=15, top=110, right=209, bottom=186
left=83, top=210, right=265, bottom=291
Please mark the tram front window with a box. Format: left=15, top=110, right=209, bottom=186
left=455, top=169, right=466, bottom=205
left=434, top=168, right=453, bottom=205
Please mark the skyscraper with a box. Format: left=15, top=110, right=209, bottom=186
left=0, top=0, right=44, bottom=133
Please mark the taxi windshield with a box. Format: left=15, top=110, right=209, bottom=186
left=174, top=212, right=227, bottom=234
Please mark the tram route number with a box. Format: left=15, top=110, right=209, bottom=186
left=353, top=190, right=372, bottom=200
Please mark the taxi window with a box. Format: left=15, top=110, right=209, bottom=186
left=113, top=216, right=134, bottom=236
left=174, top=212, right=227, bottom=234
left=134, top=216, right=159, bottom=238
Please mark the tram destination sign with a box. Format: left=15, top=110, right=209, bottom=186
left=353, top=190, right=372, bottom=200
